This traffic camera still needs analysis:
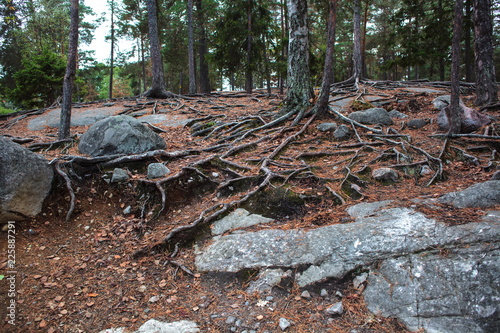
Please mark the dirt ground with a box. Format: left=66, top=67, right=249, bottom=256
left=1, top=85, right=499, bottom=333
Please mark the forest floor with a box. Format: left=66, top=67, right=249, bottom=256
left=1, top=83, right=499, bottom=333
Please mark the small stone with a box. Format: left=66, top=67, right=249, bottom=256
left=320, top=289, right=329, bottom=297
left=301, top=290, right=311, bottom=299
left=111, top=168, right=129, bottom=183
left=123, top=206, right=132, bottom=215
left=420, top=165, right=433, bottom=175
left=353, top=273, right=368, bottom=289
left=147, top=163, right=170, bottom=179
left=407, top=118, right=429, bottom=129
left=148, top=295, right=160, bottom=303
left=279, top=317, right=291, bottom=331
left=325, top=301, right=344, bottom=315
left=388, top=110, right=408, bottom=119
left=372, top=167, right=399, bottom=182
left=333, top=125, right=352, bottom=140
left=226, top=316, right=236, bottom=325
left=103, top=102, right=116, bottom=107
left=316, top=123, right=338, bottom=132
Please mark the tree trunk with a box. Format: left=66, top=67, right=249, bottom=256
left=473, top=0, right=498, bottom=106
left=352, top=0, right=362, bottom=86
left=143, top=0, right=171, bottom=98
left=195, top=0, right=210, bottom=93
left=109, top=0, right=115, bottom=99
left=449, top=0, right=464, bottom=134
left=58, top=0, right=79, bottom=140
left=313, top=0, right=337, bottom=117
left=464, top=0, right=474, bottom=82
left=361, top=0, right=370, bottom=78
left=245, top=0, right=253, bottom=94
left=187, top=0, right=196, bottom=94
left=283, top=0, right=312, bottom=115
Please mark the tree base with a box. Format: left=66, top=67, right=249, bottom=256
left=142, top=88, right=174, bottom=99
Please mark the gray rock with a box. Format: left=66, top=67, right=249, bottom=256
left=99, top=319, right=199, bottom=333
left=348, top=108, right=393, bottom=126
left=407, top=118, right=429, bottom=129
left=139, top=114, right=192, bottom=127
left=316, top=123, right=338, bottom=132
left=147, top=163, right=170, bottom=179
left=247, top=269, right=287, bottom=294
left=388, top=110, right=409, bottom=119
left=111, top=168, right=129, bottom=183
left=279, top=318, right=291, bottom=331
left=371, top=168, right=399, bottom=182
left=438, top=180, right=500, bottom=208
left=325, top=302, right=343, bottom=315
left=0, top=137, right=53, bottom=223
left=301, top=290, right=312, bottom=299
left=434, top=96, right=491, bottom=133
left=353, top=273, right=368, bottom=289
left=195, top=204, right=499, bottom=287
left=333, top=125, right=352, bottom=140
left=212, top=208, right=274, bottom=235
left=364, top=246, right=500, bottom=333
left=28, top=106, right=121, bottom=131
left=78, top=115, right=166, bottom=157
left=320, top=289, right=329, bottom=297
left=490, top=170, right=500, bottom=180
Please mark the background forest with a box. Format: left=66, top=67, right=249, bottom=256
left=0, top=0, right=499, bottom=110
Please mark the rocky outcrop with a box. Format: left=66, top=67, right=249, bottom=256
left=99, top=319, right=199, bottom=333
left=0, top=137, right=53, bottom=222
left=78, top=115, right=166, bottom=157
left=195, top=182, right=500, bottom=333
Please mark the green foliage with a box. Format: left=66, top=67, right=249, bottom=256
left=7, top=50, right=66, bottom=108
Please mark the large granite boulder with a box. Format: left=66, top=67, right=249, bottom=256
left=78, top=115, right=166, bottom=157
left=433, top=95, right=491, bottom=133
left=438, top=180, right=500, bottom=208
left=0, top=137, right=53, bottom=222
left=348, top=108, right=393, bottom=126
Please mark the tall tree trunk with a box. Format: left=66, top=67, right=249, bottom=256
left=264, top=35, right=272, bottom=94
left=283, top=0, right=312, bottom=117
left=361, top=0, right=370, bottom=78
left=464, top=0, right=474, bottom=82
left=187, top=0, right=196, bottom=94
left=109, top=0, right=115, bottom=99
left=473, top=0, right=498, bottom=106
left=195, top=0, right=210, bottom=93
left=143, top=0, right=171, bottom=98
left=279, top=0, right=287, bottom=95
left=245, top=0, right=253, bottom=94
left=58, top=0, right=79, bottom=140
left=352, top=0, right=362, bottom=86
left=448, top=0, right=464, bottom=134
left=313, top=0, right=337, bottom=117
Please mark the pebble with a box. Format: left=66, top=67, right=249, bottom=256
left=279, top=317, right=291, bottom=331
left=325, top=301, right=344, bottom=315
left=320, top=289, right=328, bottom=297
left=301, top=290, right=311, bottom=299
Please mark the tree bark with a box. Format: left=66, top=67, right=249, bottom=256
left=464, top=0, right=474, bottom=82
left=109, top=0, right=115, bottom=99
left=187, top=0, right=196, bottom=94
left=58, top=0, right=79, bottom=140
left=245, top=0, right=253, bottom=94
left=195, top=0, right=210, bottom=93
left=352, top=0, right=362, bottom=86
left=143, top=0, right=171, bottom=98
left=313, top=0, right=337, bottom=117
left=283, top=0, right=312, bottom=115
left=473, top=0, right=498, bottom=106
left=449, top=0, right=464, bottom=134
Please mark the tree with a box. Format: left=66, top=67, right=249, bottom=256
left=448, top=0, right=464, bottom=134
left=283, top=0, right=313, bottom=120
left=187, top=0, right=196, bottom=94
left=195, top=0, right=211, bottom=93
left=473, top=0, right=498, bottom=106
left=143, top=0, right=171, bottom=98
left=352, top=0, right=362, bottom=85
left=59, top=0, right=79, bottom=139
left=312, top=0, right=338, bottom=117
left=108, top=0, right=116, bottom=99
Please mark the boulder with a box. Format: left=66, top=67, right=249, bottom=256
left=407, top=118, right=429, bottom=129
left=438, top=180, right=500, bottom=208
left=0, top=137, right=53, bottom=222
left=99, top=319, right=199, bottom=333
left=333, top=125, right=352, bottom=140
left=78, top=115, right=166, bottom=157
left=348, top=108, right=393, bottom=126
left=433, top=95, right=491, bottom=133
left=211, top=208, right=274, bottom=235
left=371, top=167, right=399, bottom=183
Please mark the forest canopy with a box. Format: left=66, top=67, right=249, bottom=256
left=0, top=0, right=498, bottom=109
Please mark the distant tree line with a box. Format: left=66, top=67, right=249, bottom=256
left=0, top=0, right=498, bottom=110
